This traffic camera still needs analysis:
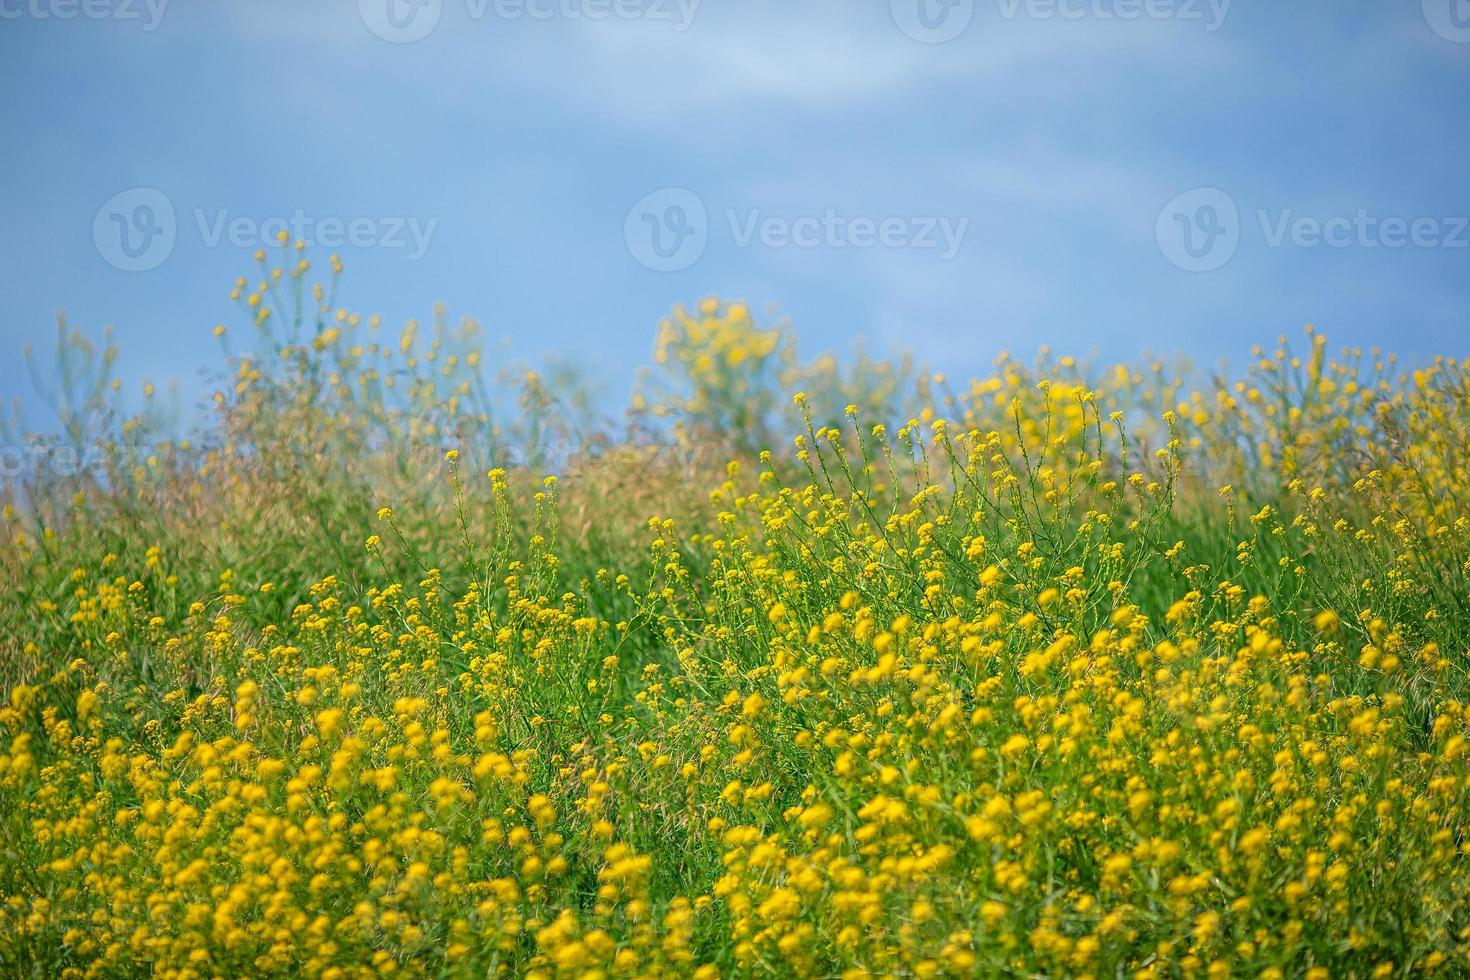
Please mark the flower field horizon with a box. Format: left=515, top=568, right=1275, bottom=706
left=3, top=251, right=1470, bottom=978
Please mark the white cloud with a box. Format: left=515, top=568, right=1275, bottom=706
left=215, top=0, right=1250, bottom=125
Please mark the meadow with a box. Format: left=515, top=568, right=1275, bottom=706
left=3, top=244, right=1469, bottom=978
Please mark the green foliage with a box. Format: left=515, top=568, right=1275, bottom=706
left=2, top=255, right=1469, bottom=976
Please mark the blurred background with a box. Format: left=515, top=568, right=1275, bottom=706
left=1, top=0, right=1467, bottom=422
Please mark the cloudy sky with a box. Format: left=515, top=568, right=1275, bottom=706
left=1, top=1, right=1467, bottom=423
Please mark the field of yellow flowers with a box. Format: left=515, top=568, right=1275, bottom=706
left=3, top=249, right=1470, bottom=978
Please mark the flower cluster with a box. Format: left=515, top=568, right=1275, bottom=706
left=3, top=262, right=1469, bottom=976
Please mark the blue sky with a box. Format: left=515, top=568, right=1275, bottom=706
left=1, top=1, right=1467, bottom=427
